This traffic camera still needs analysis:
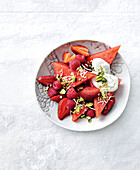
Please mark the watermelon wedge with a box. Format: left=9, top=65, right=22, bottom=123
left=94, top=79, right=122, bottom=118
left=87, top=45, right=121, bottom=65
left=72, top=107, right=89, bottom=122
left=53, top=62, right=96, bottom=87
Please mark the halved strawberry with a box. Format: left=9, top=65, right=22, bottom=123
left=38, top=75, right=56, bottom=86
left=58, top=98, right=70, bottom=120
left=71, top=45, right=89, bottom=57
left=80, top=87, right=100, bottom=101
left=72, top=107, right=89, bottom=122
left=63, top=52, right=75, bottom=63
left=94, top=79, right=122, bottom=118
left=50, top=94, right=66, bottom=103
left=87, top=45, right=121, bottom=65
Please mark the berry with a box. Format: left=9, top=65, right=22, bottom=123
left=66, top=99, right=76, bottom=110
left=80, top=87, right=100, bottom=101
left=38, top=75, right=56, bottom=86
left=69, top=59, right=81, bottom=70
left=71, top=45, right=89, bottom=56
left=53, top=81, right=62, bottom=90
left=75, top=54, right=85, bottom=63
left=50, top=94, right=66, bottom=103
left=86, top=109, right=95, bottom=118
left=66, top=87, right=79, bottom=99
left=102, top=97, right=115, bottom=115
left=63, top=52, right=75, bottom=63
left=47, top=87, right=58, bottom=98
left=58, top=98, right=70, bottom=120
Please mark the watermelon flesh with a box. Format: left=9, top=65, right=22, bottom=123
left=53, top=62, right=96, bottom=87
left=72, top=107, right=89, bottom=122
left=87, top=45, right=121, bottom=65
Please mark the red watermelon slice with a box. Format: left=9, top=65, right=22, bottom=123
left=72, top=107, right=89, bottom=122
left=87, top=45, right=121, bottom=65
left=53, top=62, right=96, bottom=87
left=94, top=79, right=122, bottom=118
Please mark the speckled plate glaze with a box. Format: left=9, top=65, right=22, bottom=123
left=35, top=40, right=130, bottom=131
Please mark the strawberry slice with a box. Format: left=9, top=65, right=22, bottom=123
left=53, top=62, right=96, bottom=87
left=38, top=75, right=56, bottom=86
left=72, top=107, right=89, bottom=122
left=87, top=45, right=121, bottom=65
left=94, top=79, right=122, bottom=118
left=80, top=87, right=100, bottom=101
left=58, top=98, right=70, bottom=120
left=71, top=45, right=89, bottom=57
left=50, top=94, right=66, bottom=103
left=63, top=52, right=76, bottom=63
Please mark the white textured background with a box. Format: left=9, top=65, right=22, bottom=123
left=0, top=1, right=140, bottom=170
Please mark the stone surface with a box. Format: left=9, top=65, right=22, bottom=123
left=0, top=0, right=139, bottom=170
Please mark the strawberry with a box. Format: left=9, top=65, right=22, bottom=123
left=87, top=45, right=121, bottom=65
left=102, top=97, right=115, bottom=115
left=63, top=52, right=75, bottom=63
left=58, top=98, right=70, bottom=120
left=50, top=94, right=66, bottom=103
left=53, top=81, right=62, bottom=90
left=47, top=87, right=58, bottom=98
left=66, top=99, right=76, bottom=110
left=69, top=59, right=81, bottom=70
left=80, top=87, right=100, bottom=101
left=71, top=45, right=89, bottom=57
left=86, top=109, right=95, bottom=118
left=38, top=75, right=56, bottom=86
left=66, top=87, right=79, bottom=99
left=72, top=107, right=89, bottom=122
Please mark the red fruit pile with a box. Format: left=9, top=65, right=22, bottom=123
left=37, top=44, right=121, bottom=122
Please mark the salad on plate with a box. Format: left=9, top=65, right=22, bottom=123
left=37, top=44, right=122, bottom=123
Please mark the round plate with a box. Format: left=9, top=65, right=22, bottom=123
left=35, top=40, right=130, bottom=131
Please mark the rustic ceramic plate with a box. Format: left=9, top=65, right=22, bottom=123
left=35, top=40, right=130, bottom=131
